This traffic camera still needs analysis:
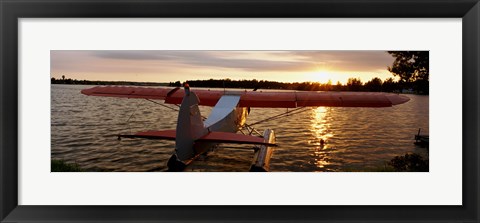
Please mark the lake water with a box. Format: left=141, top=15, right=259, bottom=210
left=51, top=84, right=429, bottom=172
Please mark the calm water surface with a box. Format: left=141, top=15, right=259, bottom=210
left=51, top=84, right=429, bottom=172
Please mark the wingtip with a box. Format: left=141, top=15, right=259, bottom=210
left=387, top=94, right=410, bottom=105
left=80, top=86, right=99, bottom=95
left=80, top=88, right=90, bottom=95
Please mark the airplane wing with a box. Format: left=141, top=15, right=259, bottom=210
left=118, top=130, right=277, bottom=147
left=82, top=86, right=410, bottom=108
left=81, top=86, right=178, bottom=100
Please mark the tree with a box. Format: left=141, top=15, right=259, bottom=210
left=365, top=77, right=383, bottom=92
left=413, top=79, right=429, bottom=94
left=62, top=75, right=65, bottom=80
left=382, top=77, right=396, bottom=92
left=322, top=80, right=333, bottom=91
left=387, top=51, right=429, bottom=82
left=346, top=78, right=362, bottom=91
left=388, top=51, right=429, bottom=94
left=333, top=81, right=343, bottom=91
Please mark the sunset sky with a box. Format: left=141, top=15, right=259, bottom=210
left=50, top=50, right=398, bottom=84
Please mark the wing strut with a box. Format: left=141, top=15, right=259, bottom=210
left=247, top=107, right=309, bottom=126
left=145, top=98, right=179, bottom=112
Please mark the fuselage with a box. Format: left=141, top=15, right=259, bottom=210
left=203, top=94, right=248, bottom=133
left=206, top=107, right=248, bottom=133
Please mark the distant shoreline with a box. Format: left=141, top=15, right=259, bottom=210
left=51, top=79, right=169, bottom=86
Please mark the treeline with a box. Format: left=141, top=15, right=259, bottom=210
left=51, top=77, right=168, bottom=86
left=169, top=78, right=428, bottom=94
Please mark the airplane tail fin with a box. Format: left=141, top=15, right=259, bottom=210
left=174, top=84, right=208, bottom=161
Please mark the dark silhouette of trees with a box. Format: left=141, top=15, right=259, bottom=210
left=381, top=77, right=396, bottom=92
left=388, top=51, right=429, bottom=94
left=333, top=81, right=343, bottom=91
left=53, top=75, right=425, bottom=94
left=178, top=78, right=418, bottom=93
left=51, top=75, right=167, bottom=86
left=171, top=81, right=181, bottom=87
left=389, top=153, right=428, bottom=172
left=346, top=78, right=362, bottom=91
left=413, top=79, right=429, bottom=95
left=322, top=80, right=333, bottom=91
left=365, top=77, right=383, bottom=92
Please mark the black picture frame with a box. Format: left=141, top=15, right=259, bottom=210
left=1, top=0, right=478, bottom=222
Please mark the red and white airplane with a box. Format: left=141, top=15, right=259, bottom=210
left=81, top=84, right=410, bottom=172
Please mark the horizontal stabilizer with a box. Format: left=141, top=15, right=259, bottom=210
left=119, top=130, right=277, bottom=147
left=119, top=130, right=176, bottom=140
left=197, top=132, right=277, bottom=147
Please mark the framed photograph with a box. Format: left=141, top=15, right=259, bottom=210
left=1, top=0, right=479, bottom=222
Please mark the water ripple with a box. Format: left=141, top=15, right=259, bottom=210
left=51, top=85, right=429, bottom=172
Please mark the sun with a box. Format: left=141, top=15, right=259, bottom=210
left=305, top=70, right=335, bottom=84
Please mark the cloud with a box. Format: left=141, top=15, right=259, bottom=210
left=290, top=51, right=394, bottom=72
left=90, top=51, right=317, bottom=72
